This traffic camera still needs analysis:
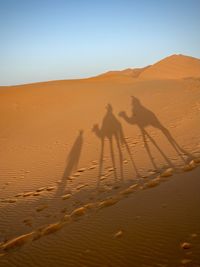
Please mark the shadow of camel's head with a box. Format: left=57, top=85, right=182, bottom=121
left=92, top=124, right=98, bottom=132
left=106, top=103, right=113, bottom=113
left=131, top=96, right=141, bottom=106
left=79, top=129, right=84, bottom=136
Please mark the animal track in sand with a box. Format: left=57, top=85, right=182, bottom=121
left=46, top=186, right=56, bottom=191
left=7, top=199, right=17, bottom=203
left=33, top=192, right=40, bottom=196
left=88, top=165, right=97, bottom=170
left=100, top=176, right=106, bottom=181
left=23, top=218, right=33, bottom=227
left=36, top=187, right=46, bottom=192
left=62, top=194, right=71, bottom=200
left=77, top=168, right=87, bottom=172
left=36, top=204, right=48, bottom=212
left=0, top=166, right=90, bottom=203
left=15, top=193, right=23, bottom=197
left=1, top=162, right=200, bottom=255
left=76, top=184, right=88, bottom=190
left=73, top=172, right=81, bottom=177
left=1, top=156, right=200, bottom=207
left=144, top=177, right=161, bottom=188
left=183, top=159, right=198, bottom=172
left=1, top=156, right=200, bottom=255
left=23, top=192, right=34, bottom=197
left=114, top=230, right=123, bottom=238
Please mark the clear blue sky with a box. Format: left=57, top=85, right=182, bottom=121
left=0, top=0, right=200, bottom=85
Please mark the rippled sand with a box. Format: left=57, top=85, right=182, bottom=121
left=1, top=56, right=200, bottom=266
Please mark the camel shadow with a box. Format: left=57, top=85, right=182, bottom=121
left=55, top=130, right=84, bottom=198
left=92, top=104, right=139, bottom=187
left=119, top=96, right=192, bottom=169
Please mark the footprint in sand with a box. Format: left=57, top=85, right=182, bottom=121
left=46, top=186, right=55, bottom=191
left=76, top=184, right=88, bottom=190
left=77, top=168, right=86, bottom=173
left=7, top=199, right=17, bottom=203
left=98, top=197, right=121, bottom=209
left=88, top=165, right=97, bottom=170
left=104, top=172, right=112, bottom=177
left=190, top=233, right=198, bottom=238
left=114, top=230, right=123, bottom=238
left=181, top=259, right=192, bottom=265
left=37, top=222, right=65, bottom=237
left=23, top=192, right=34, bottom=197
left=15, top=193, right=23, bottom=197
left=62, top=194, right=71, bottom=200
left=183, top=160, right=197, bottom=171
left=33, top=192, right=40, bottom=196
left=36, top=187, right=46, bottom=192
left=144, top=177, right=161, bottom=189
left=120, top=184, right=139, bottom=196
left=180, top=242, right=192, bottom=250
left=73, top=172, right=81, bottom=177
left=0, top=232, right=35, bottom=251
left=71, top=207, right=87, bottom=218
left=160, top=168, right=174, bottom=178
left=36, top=204, right=48, bottom=212
left=23, top=218, right=33, bottom=227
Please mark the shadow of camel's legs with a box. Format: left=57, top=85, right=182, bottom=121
left=115, top=137, right=124, bottom=181
left=97, top=139, right=104, bottom=187
left=141, top=128, right=158, bottom=169
left=55, top=179, right=67, bottom=198
left=159, top=126, right=187, bottom=163
left=143, top=129, right=174, bottom=167
left=109, top=139, right=118, bottom=181
left=123, top=139, right=140, bottom=177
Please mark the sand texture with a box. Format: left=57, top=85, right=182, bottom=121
left=0, top=55, right=200, bottom=266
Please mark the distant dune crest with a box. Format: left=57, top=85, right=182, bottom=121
left=97, top=66, right=151, bottom=79
left=1, top=54, right=200, bottom=87
left=139, top=54, right=200, bottom=80
left=97, top=54, right=200, bottom=81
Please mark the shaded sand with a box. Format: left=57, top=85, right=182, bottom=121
left=0, top=166, right=200, bottom=266
left=0, top=54, right=200, bottom=266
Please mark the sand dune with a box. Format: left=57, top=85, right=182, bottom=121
left=95, top=66, right=150, bottom=80
left=140, top=54, right=200, bottom=80
left=94, top=54, right=200, bottom=81
left=0, top=54, right=200, bottom=266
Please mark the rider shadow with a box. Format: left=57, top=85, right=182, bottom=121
left=92, top=104, right=139, bottom=187
left=119, top=96, right=191, bottom=169
left=55, top=130, right=84, bottom=198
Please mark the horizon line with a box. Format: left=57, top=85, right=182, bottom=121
left=1, top=53, right=199, bottom=87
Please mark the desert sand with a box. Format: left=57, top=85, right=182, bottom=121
left=0, top=54, right=200, bottom=267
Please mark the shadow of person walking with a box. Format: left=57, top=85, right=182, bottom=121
left=55, top=130, right=84, bottom=198
left=92, top=104, right=139, bottom=187
left=119, top=96, right=191, bottom=169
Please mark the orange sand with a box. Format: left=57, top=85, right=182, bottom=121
left=0, top=54, right=200, bottom=266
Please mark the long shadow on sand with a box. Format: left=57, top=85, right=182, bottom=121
left=55, top=130, right=84, bottom=198
left=92, top=104, right=139, bottom=187
left=119, top=96, right=191, bottom=169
